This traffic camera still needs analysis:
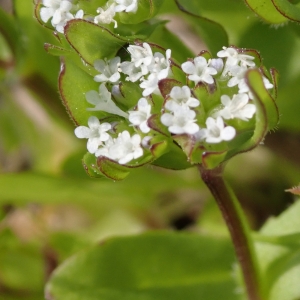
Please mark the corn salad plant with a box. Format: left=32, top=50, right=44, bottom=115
left=1, top=0, right=300, bottom=300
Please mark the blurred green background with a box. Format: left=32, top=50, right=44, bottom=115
left=1, top=0, right=300, bottom=299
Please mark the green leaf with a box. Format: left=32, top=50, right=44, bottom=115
left=82, top=152, right=105, bottom=178
left=117, top=0, right=164, bottom=24
left=246, top=69, right=279, bottom=131
left=44, top=43, right=73, bottom=56
left=271, top=0, right=300, bottom=22
left=64, top=19, right=128, bottom=65
left=97, top=156, right=131, bottom=181
left=244, top=0, right=288, bottom=24
left=151, top=140, right=193, bottom=170
left=78, top=0, right=108, bottom=15
left=148, top=114, right=170, bottom=136
left=147, top=25, right=194, bottom=63
left=175, top=0, right=228, bottom=55
left=0, top=165, right=205, bottom=216
left=59, top=58, right=101, bottom=125
left=116, top=81, right=143, bottom=110
left=46, top=232, right=239, bottom=300
left=255, top=200, right=300, bottom=299
left=201, top=151, right=227, bottom=169
left=224, top=69, right=279, bottom=162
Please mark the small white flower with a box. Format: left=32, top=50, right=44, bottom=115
left=140, top=73, right=160, bottom=97
left=168, top=85, right=200, bottom=108
left=161, top=103, right=199, bottom=135
left=227, top=65, right=247, bottom=88
left=150, top=49, right=172, bottom=80
left=94, top=3, right=117, bottom=28
left=74, top=9, right=84, bottom=19
left=74, top=116, right=111, bottom=154
left=128, top=98, right=152, bottom=133
left=119, top=61, right=145, bottom=82
left=40, top=0, right=69, bottom=23
left=209, top=58, right=224, bottom=73
left=112, top=131, right=143, bottom=164
left=202, top=116, right=236, bottom=143
left=85, top=83, right=128, bottom=118
left=217, top=46, right=256, bottom=68
left=262, top=76, right=274, bottom=90
left=128, top=43, right=153, bottom=68
left=96, top=131, right=143, bottom=164
left=181, top=56, right=217, bottom=85
left=119, top=43, right=154, bottom=82
left=114, top=0, right=138, bottom=13
left=94, top=57, right=121, bottom=83
left=40, top=0, right=74, bottom=33
left=141, top=136, right=152, bottom=148
left=216, top=94, right=256, bottom=121
left=94, top=136, right=114, bottom=158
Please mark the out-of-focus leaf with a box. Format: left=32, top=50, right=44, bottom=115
left=117, top=0, right=164, bottom=24
left=238, top=22, right=297, bottom=86
left=0, top=230, right=44, bottom=291
left=64, top=20, right=127, bottom=65
left=0, top=7, right=18, bottom=56
left=78, top=0, right=107, bottom=15
left=45, top=232, right=238, bottom=300
left=175, top=0, right=228, bottom=55
left=244, top=0, right=288, bottom=24
left=13, top=0, right=60, bottom=87
left=0, top=168, right=202, bottom=212
left=255, top=200, right=300, bottom=300
left=134, top=20, right=167, bottom=40
left=274, top=73, right=300, bottom=131
left=148, top=24, right=194, bottom=63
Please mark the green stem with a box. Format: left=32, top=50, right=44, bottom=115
left=198, top=164, right=264, bottom=300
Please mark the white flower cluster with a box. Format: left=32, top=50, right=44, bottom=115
left=40, top=0, right=140, bottom=32
left=40, top=0, right=83, bottom=33
left=218, top=47, right=273, bottom=99
left=74, top=43, right=273, bottom=165
left=119, top=43, right=171, bottom=96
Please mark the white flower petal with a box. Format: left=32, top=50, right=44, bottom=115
left=40, top=7, right=55, bottom=22
left=221, top=126, right=236, bottom=141
left=181, top=61, right=195, bottom=75
left=74, top=126, right=90, bottom=138
left=85, top=90, right=100, bottom=105
left=87, top=138, right=100, bottom=153
left=88, top=116, right=100, bottom=128
left=109, top=72, right=120, bottom=83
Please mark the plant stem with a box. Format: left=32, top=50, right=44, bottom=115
left=198, top=164, right=263, bottom=300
